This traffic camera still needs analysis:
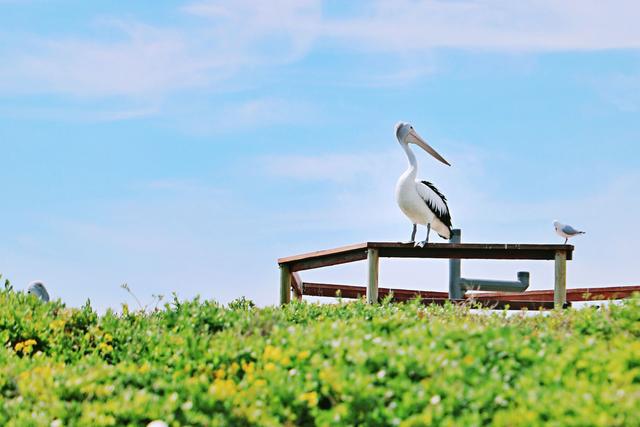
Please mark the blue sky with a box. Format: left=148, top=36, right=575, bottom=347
left=1, top=0, right=639, bottom=311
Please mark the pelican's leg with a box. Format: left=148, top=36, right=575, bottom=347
left=410, top=224, right=417, bottom=243
left=564, top=237, right=568, bottom=244
left=415, top=224, right=431, bottom=248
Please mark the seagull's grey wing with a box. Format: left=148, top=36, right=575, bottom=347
left=416, top=181, right=452, bottom=229
left=562, top=224, right=583, bottom=235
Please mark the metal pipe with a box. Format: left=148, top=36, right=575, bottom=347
left=448, top=229, right=463, bottom=299
left=459, top=271, right=529, bottom=292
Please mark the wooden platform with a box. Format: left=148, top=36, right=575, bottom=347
left=278, top=242, right=573, bottom=272
left=301, top=282, right=557, bottom=310
left=469, top=285, right=640, bottom=302
left=278, top=241, right=575, bottom=309
left=300, top=281, right=639, bottom=309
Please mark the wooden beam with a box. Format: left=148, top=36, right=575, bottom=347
left=366, top=248, right=379, bottom=304
left=375, top=243, right=573, bottom=261
left=291, top=272, right=303, bottom=301
left=299, top=282, right=556, bottom=310
left=468, top=285, right=640, bottom=302
left=279, top=264, right=291, bottom=305
left=554, top=250, right=567, bottom=308
left=278, top=242, right=573, bottom=270
left=302, top=282, right=449, bottom=300
left=277, top=243, right=367, bottom=264
left=287, top=251, right=368, bottom=272
left=303, top=282, right=640, bottom=303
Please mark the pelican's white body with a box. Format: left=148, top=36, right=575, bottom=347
left=395, top=167, right=450, bottom=238
left=394, top=122, right=452, bottom=240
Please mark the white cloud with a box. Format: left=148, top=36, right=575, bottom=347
left=2, top=23, right=210, bottom=97
left=1, top=1, right=639, bottom=100
left=325, top=0, right=640, bottom=52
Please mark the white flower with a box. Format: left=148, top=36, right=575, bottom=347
left=430, top=395, right=441, bottom=405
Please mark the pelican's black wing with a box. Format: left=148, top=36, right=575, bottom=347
left=417, top=181, right=453, bottom=232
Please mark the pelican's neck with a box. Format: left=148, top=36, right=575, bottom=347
left=400, top=142, right=418, bottom=178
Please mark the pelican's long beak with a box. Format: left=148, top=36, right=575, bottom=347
left=408, top=129, right=451, bottom=166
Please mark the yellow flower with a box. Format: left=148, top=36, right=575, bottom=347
left=50, top=319, right=65, bottom=330
left=263, top=345, right=283, bottom=362
left=14, top=339, right=37, bottom=354
left=214, top=368, right=226, bottom=379
left=209, top=379, right=236, bottom=400
left=300, top=391, right=319, bottom=407
left=264, top=362, right=277, bottom=372
left=98, top=342, right=113, bottom=354
left=297, top=350, right=311, bottom=361
left=229, top=362, right=240, bottom=374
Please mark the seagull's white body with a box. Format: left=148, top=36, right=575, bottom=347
left=553, top=220, right=585, bottom=244
left=395, top=122, right=452, bottom=244
left=27, top=280, right=50, bottom=302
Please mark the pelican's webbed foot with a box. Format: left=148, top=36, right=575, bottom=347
left=415, top=240, right=428, bottom=248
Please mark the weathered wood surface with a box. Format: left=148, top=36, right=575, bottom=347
left=302, top=282, right=449, bottom=300
left=291, top=272, right=303, bottom=301
left=301, top=282, right=557, bottom=310
left=278, top=242, right=574, bottom=272
left=554, top=250, right=567, bottom=308
left=366, top=248, right=379, bottom=304
left=279, top=264, right=291, bottom=305
left=302, top=281, right=640, bottom=303
left=468, top=285, right=640, bottom=302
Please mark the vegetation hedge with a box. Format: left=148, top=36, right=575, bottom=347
left=1, top=280, right=639, bottom=426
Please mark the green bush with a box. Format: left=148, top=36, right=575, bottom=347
left=0, top=285, right=639, bottom=426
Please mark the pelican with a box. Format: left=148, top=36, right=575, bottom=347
left=395, top=122, right=453, bottom=247
left=553, top=220, right=585, bottom=244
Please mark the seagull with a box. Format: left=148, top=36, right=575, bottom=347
left=553, top=220, right=585, bottom=244
left=27, top=281, right=50, bottom=302
left=395, top=122, right=453, bottom=247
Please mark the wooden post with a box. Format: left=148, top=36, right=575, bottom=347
left=280, top=264, right=292, bottom=305
left=554, top=250, right=567, bottom=309
left=366, top=248, right=379, bottom=304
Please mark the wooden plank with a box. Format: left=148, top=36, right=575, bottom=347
left=469, top=285, right=640, bottom=302
left=277, top=243, right=368, bottom=264
left=291, top=272, right=303, bottom=301
left=288, top=251, right=368, bottom=272
left=302, top=282, right=449, bottom=299
left=300, top=283, right=555, bottom=310
left=554, top=250, right=567, bottom=308
left=279, top=264, right=291, bottom=305
left=375, top=243, right=573, bottom=261
left=367, top=248, right=379, bottom=304
left=278, top=242, right=574, bottom=268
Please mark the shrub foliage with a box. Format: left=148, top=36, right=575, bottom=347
left=1, top=285, right=639, bottom=426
